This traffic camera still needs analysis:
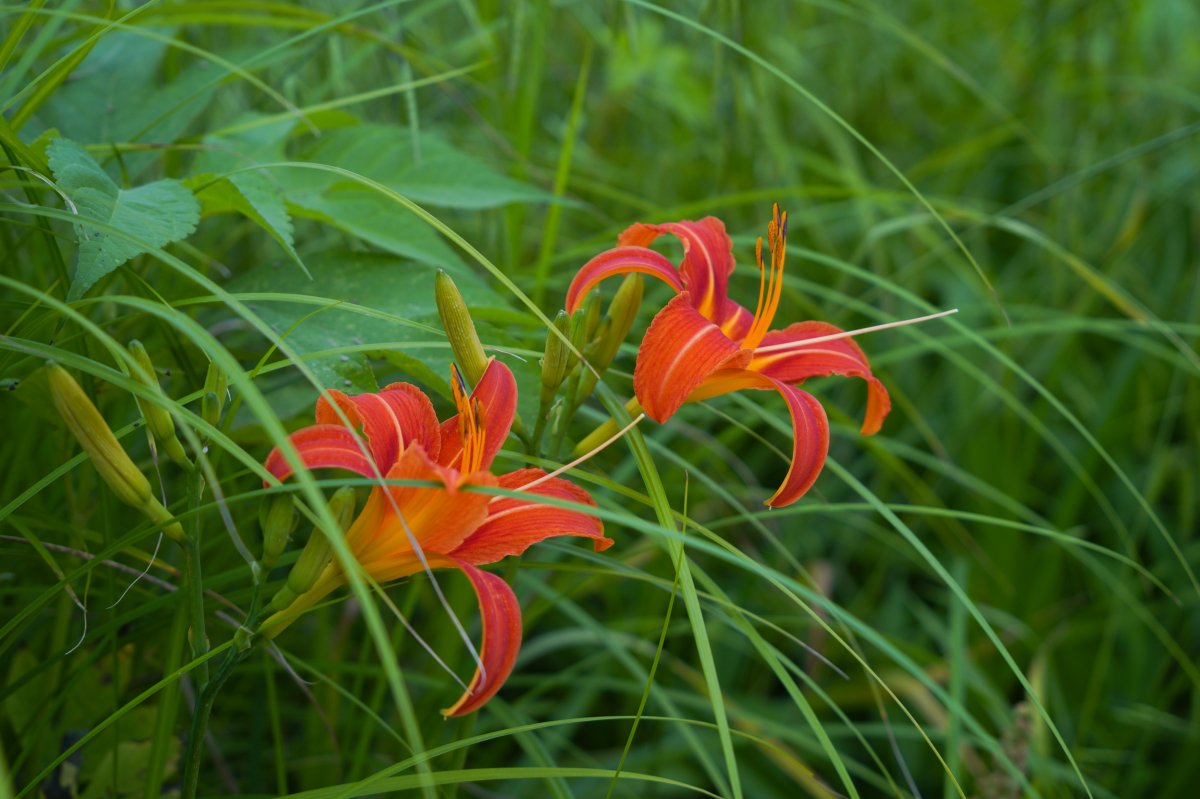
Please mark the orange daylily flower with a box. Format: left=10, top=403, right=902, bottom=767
left=566, top=206, right=891, bottom=507
left=261, top=359, right=612, bottom=715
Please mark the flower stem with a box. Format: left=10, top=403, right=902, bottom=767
left=183, top=465, right=209, bottom=689
left=180, top=572, right=266, bottom=799
left=574, top=397, right=642, bottom=457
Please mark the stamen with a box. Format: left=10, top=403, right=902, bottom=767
left=511, top=413, right=646, bottom=494
left=742, top=204, right=788, bottom=351
left=451, top=364, right=487, bottom=474
left=753, top=308, right=959, bottom=354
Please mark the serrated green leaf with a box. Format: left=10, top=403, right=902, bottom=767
left=189, top=171, right=307, bottom=276
left=48, top=138, right=199, bottom=299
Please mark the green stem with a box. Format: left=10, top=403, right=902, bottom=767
left=180, top=574, right=266, bottom=799
left=574, top=397, right=642, bottom=456
left=183, top=466, right=208, bottom=688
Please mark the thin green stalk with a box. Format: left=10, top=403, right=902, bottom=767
left=183, top=466, right=209, bottom=689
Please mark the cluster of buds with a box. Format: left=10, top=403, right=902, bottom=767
left=265, top=486, right=355, bottom=614
left=434, top=268, right=643, bottom=457
left=48, top=364, right=186, bottom=542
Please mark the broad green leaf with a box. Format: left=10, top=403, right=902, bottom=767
left=48, top=138, right=199, bottom=300
left=189, top=171, right=306, bottom=276
left=34, top=31, right=215, bottom=178
left=288, top=123, right=555, bottom=209
left=222, top=251, right=503, bottom=394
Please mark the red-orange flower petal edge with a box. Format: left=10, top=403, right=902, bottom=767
left=617, top=217, right=735, bottom=319
left=632, top=293, right=749, bottom=422
left=264, top=424, right=375, bottom=485
left=690, top=370, right=830, bottom=507
left=439, top=359, right=517, bottom=472
left=565, top=246, right=683, bottom=314
left=751, top=321, right=891, bottom=435
left=451, top=468, right=611, bottom=565
left=315, top=382, right=441, bottom=471
left=441, top=560, right=523, bottom=717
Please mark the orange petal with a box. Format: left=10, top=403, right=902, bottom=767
left=450, top=469, right=611, bottom=565
left=264, top=424, right=375, bottom=485
left=377, top=445, right=496, bottom=561
left=689, top=370, right=830, bottom=507
left=439, top=359, right=517, bottom=472
left=315, top=382, right=441, bottom=471
left=633, top=293, right=750, bottom=422
left=565, top=246, right=683, bottom=314
left=618, top=217, right=735, bottom=320
left=750, top=321, right=891, bottom=435
left=441, top=560, right=523, bottom=717
left=716, top=297, right=754, bottom=341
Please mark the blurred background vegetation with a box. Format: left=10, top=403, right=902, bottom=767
left=1, top=1, right=1197, bottom=797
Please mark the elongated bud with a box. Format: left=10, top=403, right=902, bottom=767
left=128, top=340, right=191, bottom=469
left=539, top=311, right=573, bottom=406
left=259, top=493, right=299, bottom=569
left=201, top=361, right=227, bottom=429
left=599, top=273, right=644, bottom=369
left=47, top=364, right=185, bottom=542
left=268, top=486, right=356, bottom=612
left=576, top=274, right=644, bottom=403
left=435, top=270, right=489, bottom=387
left=581, top=290, right=603, bottom=343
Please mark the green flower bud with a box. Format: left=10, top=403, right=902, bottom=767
left=269, top=486, right=356, bottom=613
left=128, top=340, right=191, bottom=469
left=201, top=361, right=227, bottom=429
left=259, top=493, right=299, bottom=568
left=47, top=364, right=184, bottom=542
left=576, top=274, right=644, bottom=401
left=540, top=311, right=573, bottom=406
left=581, top=290, right=603, bottom=343
left=435, top=269, right=489, bottom=387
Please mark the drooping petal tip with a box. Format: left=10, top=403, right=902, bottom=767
left=441, top=561, right=523, bottom=717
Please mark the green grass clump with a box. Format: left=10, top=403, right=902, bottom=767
left=1, top=2, right=1197, bottom=797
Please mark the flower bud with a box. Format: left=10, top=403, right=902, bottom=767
left=201, top=361, right=227, bottom=429
left=580, top=290, right=603, bottom=343
left=259, top=493, right=299, bottom=569
left=128, top=340, right=191, bottom=469
left=435, top=270, right=489, bottom=388
left=576, top=274, right=643, bottom=400
left=48, top=364, right=185, bottom=542
left=268, top=486, right=356, bottom=612
left=539, top=311, right=573, bottom=406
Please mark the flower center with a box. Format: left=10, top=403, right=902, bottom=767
left=451, top=364, right=487, bottom=473
left=741, top=203, right=787, bottom=351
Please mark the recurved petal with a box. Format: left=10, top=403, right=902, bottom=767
left=440, top=561, right=522, bottom=717
left=450, top=469, right=611, bottom=566
left=565, top=246, right=684, bottom=314
left=618, top=217, right=735, bottom=320
left=264, top=424, right=375, bottom=485
left=750, top=321, right=891, bottom=435
left=688, top=370, right=830, bottom=507
left=315, top=382, right=441, bottom=471
left=439, top=358, right=517, bottom=471
left=633, top=293, right=750, bottom=422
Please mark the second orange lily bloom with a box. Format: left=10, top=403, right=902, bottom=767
left=567, top=206, right=891, bottom=507
left=262, top=359, right=611, bottom=716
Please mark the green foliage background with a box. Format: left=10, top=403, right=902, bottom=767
left=1, top=1, right=1197, bottom=797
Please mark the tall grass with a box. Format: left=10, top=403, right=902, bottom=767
left=2, top=1, right=1197, bottom=797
